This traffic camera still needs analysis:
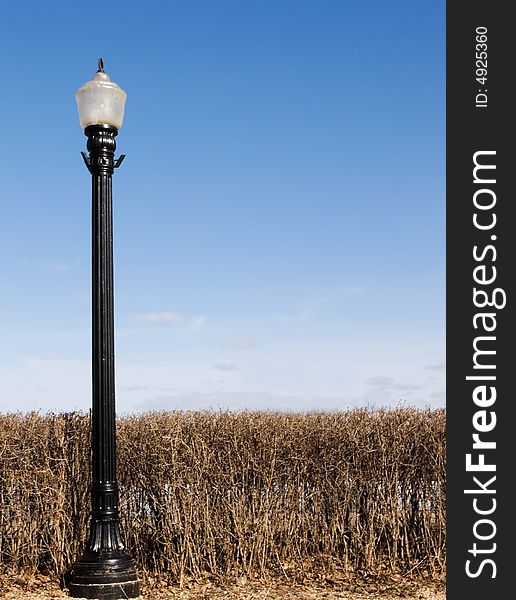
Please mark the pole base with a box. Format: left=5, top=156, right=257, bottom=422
left=67, top=553, right=140, bottom=599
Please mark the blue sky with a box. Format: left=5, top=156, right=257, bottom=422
left=0, top=1, right=445, bottom=413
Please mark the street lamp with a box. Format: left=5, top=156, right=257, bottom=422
left=68, top=59, right=139, bottom=599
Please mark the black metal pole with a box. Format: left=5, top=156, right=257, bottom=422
left=68, top=125, right=139, bottom=599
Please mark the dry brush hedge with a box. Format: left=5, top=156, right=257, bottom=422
left=0, top=409, right=445, bottom=581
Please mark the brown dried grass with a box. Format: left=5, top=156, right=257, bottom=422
left=0, top=409, right=445, bottom=584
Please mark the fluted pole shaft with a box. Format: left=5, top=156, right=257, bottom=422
left=90, top=126, right=119, bottom=534
left=68, top=124, right=139, bottom=600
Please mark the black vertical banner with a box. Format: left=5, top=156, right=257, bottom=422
left=447, top=2, right=516, bottom=598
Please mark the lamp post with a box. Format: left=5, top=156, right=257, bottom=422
left=68, top=59, right=140, bottom=599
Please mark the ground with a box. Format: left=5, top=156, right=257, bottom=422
left=0, top=574, right=445, bottom=600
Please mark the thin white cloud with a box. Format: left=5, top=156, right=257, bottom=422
left=367, top=376, right=396, bottom=387
left=282, top=286, right=366, bottom=321
left=213, top=363, right=240, bottom=372
left=424, top=361, right=446, bottom=371
left=366, top=376, right=425, bottom=392
left=122, top=385, right=154, bottom=392
left=189, top=317, right=206, bottom=331
left=135, top=312, right=205, bottom=330
left=122, top=384, right=180, bottom=393
left=220, top=337, right=256, bottom=349
left=353, top=376, right=432, bottom=409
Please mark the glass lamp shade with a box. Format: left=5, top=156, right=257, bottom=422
left=76, top=69, right=127, bottom=130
